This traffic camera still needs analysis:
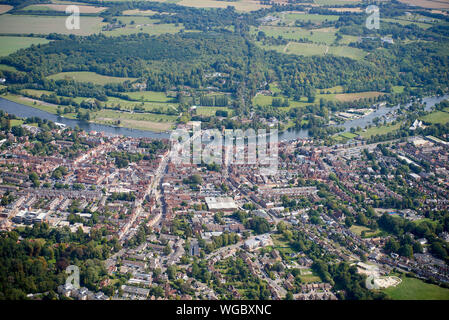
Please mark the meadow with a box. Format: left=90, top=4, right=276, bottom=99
left=0, top=36, right=51, bottom=57
left=196, top=106, right=233, bottom=117
left=357, top=122, right=403, bottom=139
left=47, top=72, right=137, bottom=85
left=0, top=14, right=104, bottom=35
left=420, top=110, right=449, bottom=124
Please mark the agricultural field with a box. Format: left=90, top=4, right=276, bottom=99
left=383, top=276, right=449, bottom=300
left=122, top=9, right=157, bottom=16
left=0, top=14, right=104, bottom=35
left=0, top=4, right=13, bottom=14
left=176, top=0, right=269, bottom=12
left=22, top=4, right=108, bottom=13
left=420, top=110, right=449, bottom=124
left=104, top=96, right=178, bottom=114
left=314, top=0, right=362, bottom=4
left=47, top=72, right=137, bottom=85
left=0, top=36, right=51, bottom=57
left=397, top=0, right=449, bottom=9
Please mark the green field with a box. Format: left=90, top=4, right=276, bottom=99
left=275, top=12, right=340, bottom=25
left=358, top=122, right=402, bottom=139
left=123, top=91, right=174, bottom=103
left=252, top=26, right=338, bottom=45
left=421, top=111, right=449, bottom=125
left=259, top=41, right=366, bottom=60
left=10, top=119, right=24, bottom=127
left=196, top=106, right=233, bottom=117
left=0, top=64, right=18, bottom=72
left=0, top=14, right=104, bottom=35
left=0, top=36, right=50, bottom=57
left=47, top=72, right=137, bottom=85
left=383, top=276, right=449, bottom=300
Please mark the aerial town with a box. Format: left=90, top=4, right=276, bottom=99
left=0, top=110, right=448, bottom=300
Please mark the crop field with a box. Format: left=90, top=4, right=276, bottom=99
left=383, top=276, right=449, bottom=300
left=398, top=0, right=449, bottom=9
left=0, top=14, right=104, bottom=35
left=47, top=72, right=137, bottom=85
left=421, top=110, right=449, bottom=124
left=333, top=91, right=384, bottom=102
left=122, top=9, right=157, bottom=16
left=0, top=36, right=50, bottom=57
left=176, top=0, right=269, bottom=12
left=314, top=0, right=362, bottom=5
left=22, top=4, right=108, bottom=13
left=0, top=4, right=13, bottom=14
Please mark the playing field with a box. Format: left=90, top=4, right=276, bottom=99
left=0, top=14, right=104, bottom=35
left=383, top=276, right=449, bottom=300
left=0, top=36, right=51, bottom=57
left=22, top=4, right=108, bottom=13
left=47, top=72, right=137, bottom=85
left=123, top=91, right=174, bottom=103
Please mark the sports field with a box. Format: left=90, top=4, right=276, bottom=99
left=0, top=36, right=50, bottom=56
left=383, top=276, right=449, bottom=300
left=47, top=72, right=137, bottom=85
left=0, top=14, right=104, bottom=35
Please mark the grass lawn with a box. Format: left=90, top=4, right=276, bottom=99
left=349, top=225, right=379, bottom=237
left=47, top=72, right=137, bottom=85
left=339, top=132, right=358, bottom=139
left=10, top=119, right=24, bottom=127
left=0, top=14, right=104, bottom=35
left=0, top=36, right=50, bottom=57
left=420, top=111, right=449, bottom=125
left=383, top=276, right=449, bottom=300
left=357, top=122, right=402, bottom=139
left=105, top=96, right=178, bottom=113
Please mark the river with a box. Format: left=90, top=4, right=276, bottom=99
left=1, top=95, right=448, bottom=141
